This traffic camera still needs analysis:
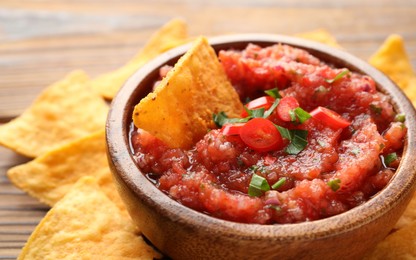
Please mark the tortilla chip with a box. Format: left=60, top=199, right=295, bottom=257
left=369, top=34, right=415, bottom=90
left=18, top=176, right=160, bottom=259
left=0, top=70, right=108, bottom=158
left=296, top=29, right=341, bottom=48
left=394, top=193, right=416, bottom=229
left=90, top=18, right=189, bottom=99
left=7, top=130, right=125, bottom=211
left=364, top=219, right=416, bottom=259
left=132, top=36, right=243, bottom=149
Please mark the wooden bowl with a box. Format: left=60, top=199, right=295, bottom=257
left=106, top=34, right=416, bottom=260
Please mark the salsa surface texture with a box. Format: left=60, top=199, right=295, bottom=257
left=131, top=43, right=406, bottom=224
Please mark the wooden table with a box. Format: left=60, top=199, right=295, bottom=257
left=0, top=1, right=415, bottom=258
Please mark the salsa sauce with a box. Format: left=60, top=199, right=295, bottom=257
left=130, top=43, right=406, bottom=224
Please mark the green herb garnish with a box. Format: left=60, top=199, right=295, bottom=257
left=285, top=130, right=308, bottom=155
left=265, top=88, right=282, bottom=99
left=293, top=107, right=311, bottom=124
left=289, top=107, right=311, bottom=124
left=325, top=69, right=350, bottom=84
left=263, top=98, right=280, bottom=118
left=276, top=126, right=308, bottom=155
left=327, top=178, right=341, bottom=192
left=394, top=113, right=406, bottom=123
left=276, top=125, right=292, bottom=140
left=271, top=177, right=287, bottom=190
left=384, top=152, right=398, bottom=167
left=213, top=111, right=248, bottom=127
left=249, top=108, right=266, bottom=118
left=248, top=173, right=270, bottom=197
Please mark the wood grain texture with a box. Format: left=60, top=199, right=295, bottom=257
left=0, top=0, right=415, bottom=258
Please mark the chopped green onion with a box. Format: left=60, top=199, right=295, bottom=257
left=265, top=88, right=282, bottom=99
left=263, top=98, right=280, bottom=118
left=394, top=113, right=406, bottom=123
left=327, top=178, right=341, bottom=192
left=248, top=173, right=270, bottom=197
left=384, top=152, right=398, bottom=167
left=271, top=177, right=287, bottom=190
left=293, top=107, right=311, bottom=124
left=246, top=107, right=265, bottom=118
left=288, top=107, right=311, bottom=124
left=213, top=111, right=248, bottom=127
left=325, top=69, right=350, bottom=84
left=285, top=130, right=308, bottom=155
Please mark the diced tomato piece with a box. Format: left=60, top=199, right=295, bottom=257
left=276, top=96, right=300, bottom=122
left=240, top=118, right=284, bottom=152
left=241, top=96, right=275, bottom=117
left=220, top=123, right=245, bottom=136
left=310, top=106, right=351, bottom=129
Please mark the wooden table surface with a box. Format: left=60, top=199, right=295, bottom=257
left=0, top=0, right=415, bottom=258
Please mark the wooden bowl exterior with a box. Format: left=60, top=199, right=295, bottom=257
left=106, top=34, right=416, bottom=260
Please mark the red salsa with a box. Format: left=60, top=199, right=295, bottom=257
left=130, top=43, right=406, bottom=224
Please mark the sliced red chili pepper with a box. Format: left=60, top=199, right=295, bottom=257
left=220, top=123, right=245, bottom=136
left=310, top=106, right=351, bottom=129
left=240, top=118, right=284, bottom=152
left=241, top=96, right=275, bottom=117
left=276, top=96, right=299, bottom=122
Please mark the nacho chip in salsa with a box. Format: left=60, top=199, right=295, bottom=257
left=132, top=36, right=243, bottom=149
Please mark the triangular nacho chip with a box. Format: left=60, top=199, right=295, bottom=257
left=18, top=177, right=160, bottom=259
left=132, top=36, right=243, bottom=149
left=394, top=194, right=416, bottom=230
left=130, top=19, right=189, bottom=65
left=7, top=130, right=125, bottom=211
left=90, top=18, right=189, bottom=99
left=369, top=34, right=414, bottom=89
left=296, top=29, right=341, bottom=48
left=0, top=71, right=108, bottom=158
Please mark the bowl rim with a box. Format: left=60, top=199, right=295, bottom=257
left=106, top=33, right=416, bottom=241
